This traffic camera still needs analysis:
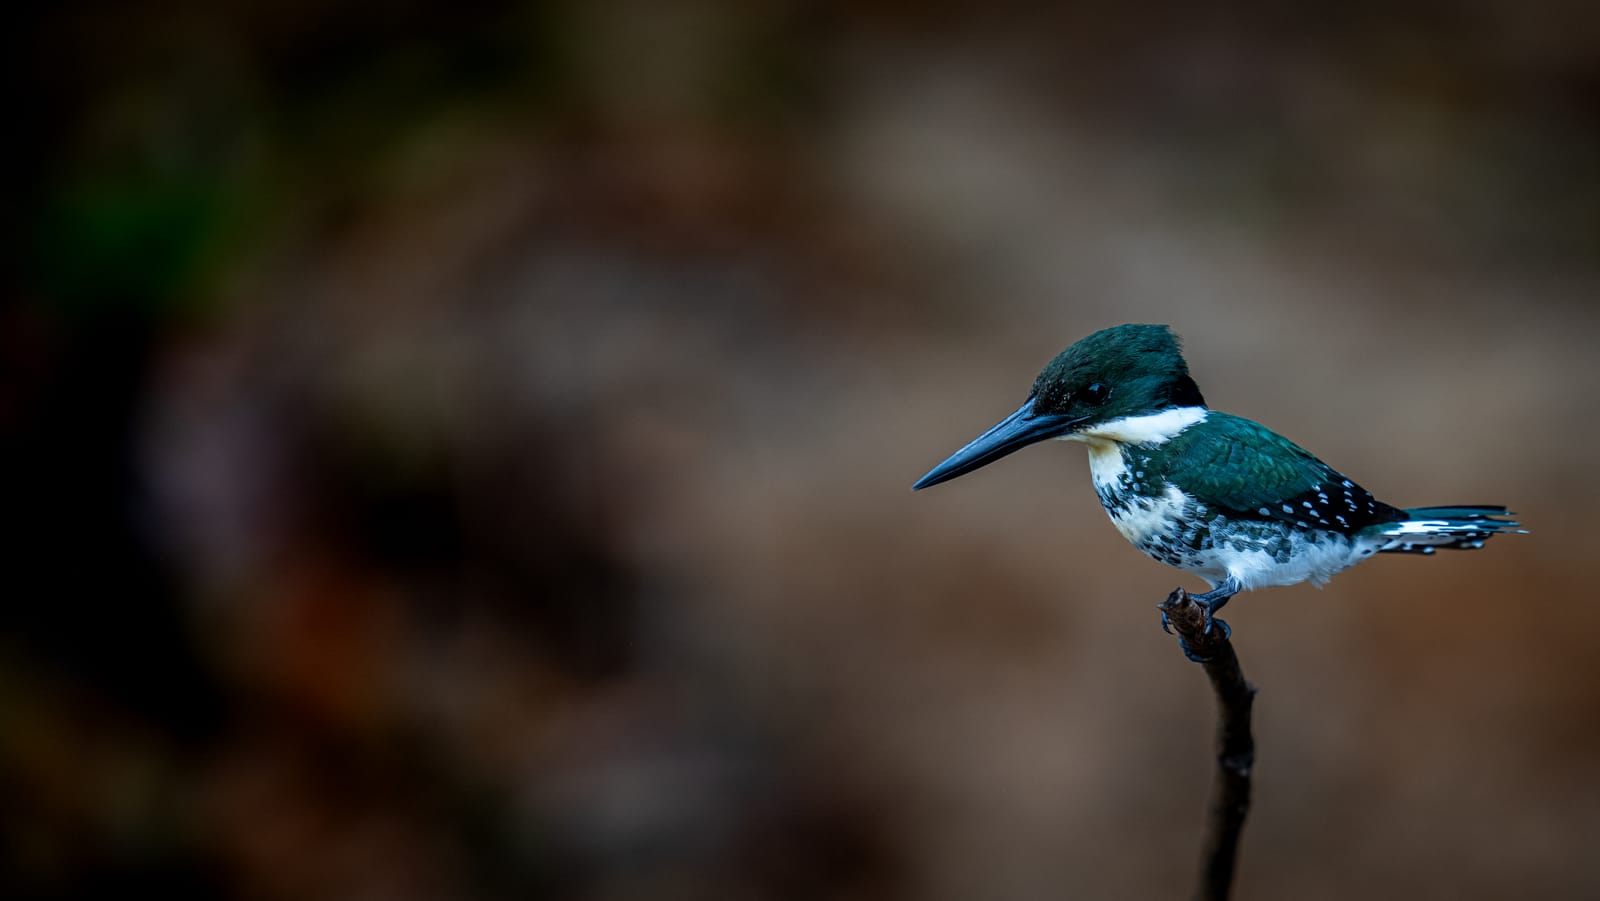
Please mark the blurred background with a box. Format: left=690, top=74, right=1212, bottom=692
left=9, top=1, right=1600, bottom=899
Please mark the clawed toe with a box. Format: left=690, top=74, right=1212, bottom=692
left=1158, top=584, right=1237, bottom=663
left=1203, top=612, right=1232, bottom=640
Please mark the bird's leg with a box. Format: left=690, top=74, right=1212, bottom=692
left=1190, top=576, right=1241, bottom=637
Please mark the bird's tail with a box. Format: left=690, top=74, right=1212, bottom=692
left=1375, top=506, right=1525, bottom=554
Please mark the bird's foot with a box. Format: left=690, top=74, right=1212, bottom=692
left=1157, top=597, right=1231, bottom=636
left=1158, top=585, right=1236, bottom=664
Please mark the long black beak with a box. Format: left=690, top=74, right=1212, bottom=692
left=912, top=400, right=1087, bottom=490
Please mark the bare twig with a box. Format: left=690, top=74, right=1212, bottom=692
left=1158, top=587, right=1257, bottom=901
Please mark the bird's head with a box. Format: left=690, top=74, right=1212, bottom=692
left=913, top=324, right=1206, bottom=490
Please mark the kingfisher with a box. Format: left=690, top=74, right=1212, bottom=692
left=913, top=324, right=1521, bottom=652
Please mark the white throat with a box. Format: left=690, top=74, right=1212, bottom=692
left=1073, top=406, right=1208, bottom=445
left=1060, top=406, right=1208, bottom=488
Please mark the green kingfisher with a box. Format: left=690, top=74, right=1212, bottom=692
left=913, top=324, right=1522, bottom=650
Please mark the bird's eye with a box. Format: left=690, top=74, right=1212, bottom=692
left=1083, top=383, right=1108, bottom=404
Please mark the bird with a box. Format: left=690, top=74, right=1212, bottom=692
left=913, top=324, right=1522, bottom=656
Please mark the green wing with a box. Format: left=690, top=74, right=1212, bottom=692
left=1160, top=413, right=1403, bottom=530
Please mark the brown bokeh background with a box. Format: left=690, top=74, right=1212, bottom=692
left=9, top=2, right=1600, bottom=899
